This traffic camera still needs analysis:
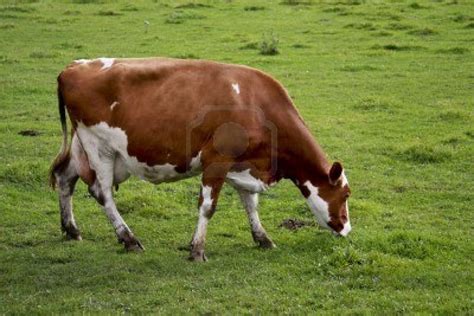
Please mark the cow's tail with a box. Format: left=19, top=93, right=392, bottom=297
left=49, top=80, right=70, bottom=189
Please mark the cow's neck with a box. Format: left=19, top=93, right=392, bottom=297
left=279, top=122, right=330, bottom=187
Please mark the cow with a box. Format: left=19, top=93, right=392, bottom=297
left=49, top=57, right=352, bottom=261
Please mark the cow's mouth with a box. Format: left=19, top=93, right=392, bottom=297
left=328, top=220, right=351, bottom=237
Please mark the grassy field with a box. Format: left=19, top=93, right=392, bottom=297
left=1, top=0, right=473, bottom=314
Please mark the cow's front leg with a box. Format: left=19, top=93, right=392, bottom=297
left=238, top=190, right=275, bottom=249
left=189, top=179, right=225, bottom=262
left=89, top=181, right=143, bottom=252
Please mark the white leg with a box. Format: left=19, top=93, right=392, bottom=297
left=238, top=190, right=275, bottom=248
left=88, top=177, right=143, bottom=252
left=77, top=126, right=143, bottom=251
left=55, top=158, right=81, bottom=240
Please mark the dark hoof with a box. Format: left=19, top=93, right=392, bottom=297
left=62, top=224, right=82, bottom=241
left=118, top=232, right=144, bottom=252
left=252, top=232, right=275, bottom=249
left=125, top=239, right=144, bottom=252
left=257, top=237, right=276, bottom=249
left=188, top=250, right=207, bottom=262
left=66, top=233, right=82, bottom=241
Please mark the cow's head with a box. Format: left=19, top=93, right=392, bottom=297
left=300, top=162, right=352, bottom=236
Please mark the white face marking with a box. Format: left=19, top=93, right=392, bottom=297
left=340, top=171, right=351, bottom=237
left=98, top=57, right=115, bottom=70
left=226, top=169, right=268, bottom=193
left=303, top=181, right=330, bottom=229
left=231, top=83, right=240, bottom=95
left=341, top=171, right=348, bottom=187
left=76, top=122, right=202, bottom=185
left=110, top=101, right=119, bottom=111
left=339, top=216, right=352, bottom=237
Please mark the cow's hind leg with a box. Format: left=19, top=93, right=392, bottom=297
left=237, top=190, right=275, bottom=249
left=75, top=127, right=142, bottom=252
left=88, top=169, right=143, bottom=252
left=53, top=154, right=81, bottom=240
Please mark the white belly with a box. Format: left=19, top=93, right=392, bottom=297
left=226, top=169, right=269, bottom=193
left=76, top=122, right=202, bottom=185
left=75, top=122, right=269, bottom=191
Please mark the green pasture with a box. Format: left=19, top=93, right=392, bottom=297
left=0, top=0, right=473, bottom=314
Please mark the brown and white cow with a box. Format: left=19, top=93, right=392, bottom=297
left=50, top=57, right=351, bottom=261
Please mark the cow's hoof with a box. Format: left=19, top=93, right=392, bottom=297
left=257, top=237, right=276, bottom=249
left=62, top=225, right=82, bottom=241
left=125, top=240, right=144, bottom=252
left=188, top=250, right=207, bottom=262
left=124, top=237, right=145, bottom=252
left=66, top=233, right=83, bottom=241
left=118, top=232, right=144, bottom=252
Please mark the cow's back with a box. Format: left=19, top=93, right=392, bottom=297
left=59, top=58, right=300, bottom=174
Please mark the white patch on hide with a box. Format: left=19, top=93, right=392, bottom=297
left=74, top=58, right=114, bottom=70
left=110, top=101, right=119, bottom=111
left=201, top=185, right=213, bottom=212
left=226, top=169, right=268, bottom=193
left=98, top=57, right=115, bottom=70
left=74, top=59, right=91, bottom=64
left=231, top=83, right=240, bottom=95
left=193, top=185, right=213, bottom=244
left=190, top=151, right=202, bottom=170
left=303, top=181, right=330, bottom=229
left=76, top=122, right=201, bottom=185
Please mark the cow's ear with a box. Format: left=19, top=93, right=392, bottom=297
left=329, top=162, right=343, bottom=186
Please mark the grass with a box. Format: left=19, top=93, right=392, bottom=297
left=165, top=10, right=205, bottom=24
left=0, top=0, right=473, bottom=314
left=259, top=31, right=280, bottom=55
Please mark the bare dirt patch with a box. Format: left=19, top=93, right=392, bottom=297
left=18, top=129, right=40, bottom=136
left=279, top=218, right=315, bottom=230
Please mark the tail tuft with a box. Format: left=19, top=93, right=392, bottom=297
left=49, top=148, right=71, bottom=189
